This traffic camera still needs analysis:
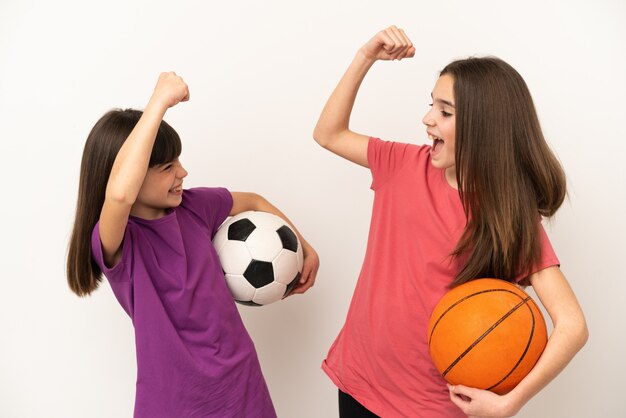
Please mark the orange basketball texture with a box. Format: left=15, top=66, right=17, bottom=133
left=427, top=278, right=547, bottom=394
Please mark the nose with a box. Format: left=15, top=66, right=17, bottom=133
left=177, top=164, right=188, bottom=179
left=422, top=108, right=435, bottom=127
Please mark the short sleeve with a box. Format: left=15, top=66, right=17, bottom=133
left=534, top=222, right=560, bottom=271
left=516, top=222, right=560, bottom=284
left=367, top=137, right=413, bottom=190
left=180, top=187, right=233, bottom=237
left=91, top=221, right=133, bottom=282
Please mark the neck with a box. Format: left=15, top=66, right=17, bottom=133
left=445, top=166, right=458, bottom=189
left=130, top=205, right=168, bottom=220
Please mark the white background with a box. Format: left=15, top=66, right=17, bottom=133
left=1, top=0, right=624, bottom=417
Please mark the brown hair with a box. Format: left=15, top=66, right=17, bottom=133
left=66, top=109, right=181, bottom=296
left=441, top=57, right=566, bottom=286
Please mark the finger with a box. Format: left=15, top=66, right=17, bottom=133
left=299, top=264, right=312, bottom=284
left=450, top=384, right=479, bottom=401
left=448, top=388, right=464, bottom=408
left=289, top=276, right=313, bottom=295
left=398, top=28, right=413, bottom=47
left=301, top=266, right=317, bottom=287
left=298, top=264, right=311, bottom=284
left=389, top=25, right=407, bottom=47
left=448, top=385, right=471, bottom=412
left=391, top=41, right=411, bottom=60
left=398, top=28, right=413, bottom=45
left=388, top=26, right=411, bottom=58
left=377, top=30, right=398, bottom=57
left=306, top=268, right=318, bottom=287
left=394, top=44, right=412, bottom=60
left=397, top=29, right=414, bottom=59
left=384, top=27, right=405, bottom=56
left=287, top=274, right=309, bottom=295
left=285, top=280, right=305, bottom=296
left=294, top=268, right=317, bottom=294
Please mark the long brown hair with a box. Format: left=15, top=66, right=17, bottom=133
left=442, top=57, right=566, bottom=286
left=67, top=109, right=181, bottom=296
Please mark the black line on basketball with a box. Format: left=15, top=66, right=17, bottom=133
left=486, top=299, right=536, bottom=391
left=442, top=296, right=531, bottom=377
left=428, top=289, right=525, bottom=346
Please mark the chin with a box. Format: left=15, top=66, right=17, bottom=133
left=165, top=198, right=182, bottom=209
left=430, top=159, right=445, bottom=169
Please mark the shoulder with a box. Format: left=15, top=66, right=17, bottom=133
left=180, top=187, right=232, bottom=211
left=91, top=220, right=135, bottom=281
left=179, top=187, right=233, bottom=234
left=182, top=187, right=231, bottom=203
left=369, top=137, right=428, bottom=152
left=368, top=138, right=432, bottom=189
left=368, top=137, right=431, bottom=165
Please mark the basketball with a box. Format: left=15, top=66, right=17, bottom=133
left=427, top=278, right=547, bottom=394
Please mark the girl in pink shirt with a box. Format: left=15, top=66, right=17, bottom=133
left=313, top=26, right=588, bottom=418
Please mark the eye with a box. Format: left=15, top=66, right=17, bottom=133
left=441, top=110, right=453, bottom=117
left=162, top=164, right=173, bottom=171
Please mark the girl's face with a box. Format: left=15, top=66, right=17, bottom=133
left=131, top=158, right=188, bottom=219
left=422, top=74, right=457, bottom=186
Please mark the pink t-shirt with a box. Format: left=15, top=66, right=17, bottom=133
left=322, top=138, right=559, bottom=417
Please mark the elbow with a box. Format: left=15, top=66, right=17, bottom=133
left=231, top=191, right=265, bottom=215
left=313, top=125, right=344, bottom=150
left=578, top=319, right=590, bottom=349
left=552, top=310, right=589, bottom=353
left=566, top=313, right=589, bottom=352
left=248, top=192, right=264, bottom=208
left=573, top=307, right=589, bottom=349
left=106, top=187, right=136, bottom=207
left=312, top=126, right=330, bottom=148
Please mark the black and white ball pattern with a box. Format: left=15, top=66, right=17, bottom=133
left=213, top=211, right=304, bottom=306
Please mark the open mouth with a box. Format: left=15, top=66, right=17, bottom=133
left=429, top=134, right=444, bottom=153
left=169, top=185, right=183, bottom=193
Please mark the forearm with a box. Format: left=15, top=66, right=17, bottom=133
left=449, top=266, right=588, bottom=417
left=231, top=192, right=311, bottom=249
left=255, top=196, right=311, bottom=249
left=504, top=315, right=588, bottom=413
left=313, top=52, right=375, bottom=146
left=106, top=98, right=168, bottom=204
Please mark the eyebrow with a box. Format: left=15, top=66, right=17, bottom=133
left=157, top=161, right=174, bottom=170
left=431, top=93, right=455, bottom=108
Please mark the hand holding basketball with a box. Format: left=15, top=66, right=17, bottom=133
left=447, top=383, right=521, bottom=418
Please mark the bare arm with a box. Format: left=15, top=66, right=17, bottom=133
left=230, top=192, right=319, bottom=295
left=99, top=72, right=189, bottom=267
left=507, top=266, right=588, bottom=411
left=312, top=26, right=415, bottom=167
left=449, top=266, right=589, bottom=417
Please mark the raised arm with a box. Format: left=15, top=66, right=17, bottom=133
left=448, top=266, right=589, bottom=417
left=99, top=72, right=189, bottom=267
left=312, top=26, right=415, bottom=167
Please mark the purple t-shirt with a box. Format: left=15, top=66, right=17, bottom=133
left=91, top=187, right=276, bottom=418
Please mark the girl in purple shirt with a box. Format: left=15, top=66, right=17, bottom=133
left=67, top=72, right=319, bottom=418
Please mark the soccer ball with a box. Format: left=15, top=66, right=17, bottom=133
left=213, top=211, right=304, bottom=306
